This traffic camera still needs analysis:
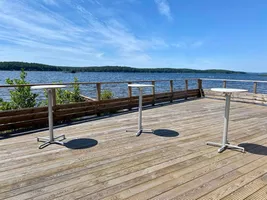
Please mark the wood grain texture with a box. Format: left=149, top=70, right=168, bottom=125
left=0, top=98, right=267, bottom=200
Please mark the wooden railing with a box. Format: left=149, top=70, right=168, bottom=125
left=0, top=79, right=201, bottom=133
left=1, top=77, right=267, bottom=133
left=201, top=78, right=267, bottom=105
left=201, top=78, right=267, bottom=94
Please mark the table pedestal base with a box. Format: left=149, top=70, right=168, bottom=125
left=126, top=129, right=153, bottom=137
left=206, top=141, right=245, bottom=153
left=37, top=135, right=66, bottom=149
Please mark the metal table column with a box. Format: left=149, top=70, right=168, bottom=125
left=206, top=88, right=248, bottom=153
left=126, top=84, right=154, bottom=136
left=31, top=85, right=66, bottom=149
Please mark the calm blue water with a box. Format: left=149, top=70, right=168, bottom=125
left=0, top=71, right=266, bottom=101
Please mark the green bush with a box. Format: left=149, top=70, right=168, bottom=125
left=0, top=69, right=39, bottom=110
left=72, top=77, right=82, bottom=102
left=101, top=90, right=114, bottom=100
left=42, top=77, right=83, bottom=105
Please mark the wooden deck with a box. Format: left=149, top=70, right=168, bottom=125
left=1, top=98, right=267, bottom=200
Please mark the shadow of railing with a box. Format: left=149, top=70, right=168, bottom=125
left=64, top=138, right=98, bottom=150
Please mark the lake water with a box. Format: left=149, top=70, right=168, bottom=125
left=0, top=71, right=267, bottom=101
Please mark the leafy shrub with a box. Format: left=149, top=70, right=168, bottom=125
left=72, top=77, right=82, bottom=102
left=42, top=77, right=83, bottom=105
left=0, top=69, right=39, bottom=110
left=101, top=90, right=114, bottom=100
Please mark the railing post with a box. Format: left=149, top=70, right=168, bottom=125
left=185, top=80, right=188, bottom=100
left=128, top=82, right=132, bottom=110
left=152, top=81, right=155, bottom=106
left=170, top=80, right=173, bottom=103
left=96, top=83, right=101, bottom=101
left=253, top=82, right=257, bottom=94
left=198, top=79, right=203, bottom=97
left=198, top=79, right=202, bottom=89
left=223, top=81, right=227, bottom=88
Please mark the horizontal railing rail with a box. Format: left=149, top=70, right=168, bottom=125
left=0, top=78, right=199, bottom=88
left=200, top=78, right=267, bottom=83
left=200, top=78, right=267, bottom=105
left=200, top=78, right=267, bottom=94
left=0, top=79, right=200, bottom=102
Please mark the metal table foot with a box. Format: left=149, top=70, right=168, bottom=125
left=37, top=134, right=66, bottom=149
left=136, top=129, right=142, bottom=137
left=206, top=141, right=245, bottom=153
left=226, top=144, right=245, bottom=152
left=126, top=129, right=153, bottom=137
left=54, top=134, right=66, bottom=141
left=142, top=129, right=154, bottom=133
left=37, top=137, right=49, bottom=142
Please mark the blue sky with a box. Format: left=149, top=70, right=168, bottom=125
left=0, top=0, right=267, bottom=72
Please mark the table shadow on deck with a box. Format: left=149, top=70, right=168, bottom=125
left=64, top=138, right=98, bottom=150
left=153, top=129, right=179, bottom=137
left=239, top=143, right=267, bottom=155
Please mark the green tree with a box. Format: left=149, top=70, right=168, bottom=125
left=0, top=61, right=246, bottom=74
left=0, top=69, right=39, bottom=110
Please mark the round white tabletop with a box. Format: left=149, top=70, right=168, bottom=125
left=128, top=84, right=154, bottom=88
left=211, top=88, right=248, bottom=93
left=31, top=85, right=67, bottom=90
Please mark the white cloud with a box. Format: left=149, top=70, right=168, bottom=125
left=0, top=0, right=170, bottom=67
left=0, top=0, right=208, bottom=68
left=154, top=0, right=172, bottom=21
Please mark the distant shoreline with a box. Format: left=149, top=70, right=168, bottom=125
left=0, top=61, right=246, bottom=74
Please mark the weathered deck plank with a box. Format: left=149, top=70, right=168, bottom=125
left=245, top=185, right=267, bottom=200
left=0, top=98, right=267, bottom=200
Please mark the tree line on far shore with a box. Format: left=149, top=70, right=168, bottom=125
left=0, top=61, right=246, bottom=74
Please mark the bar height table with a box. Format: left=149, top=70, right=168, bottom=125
left=206, top=88, right=248, bottom=153
left=31, top=85, right=67, bottom=149
left=127, top=84, right=154, bottom=136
